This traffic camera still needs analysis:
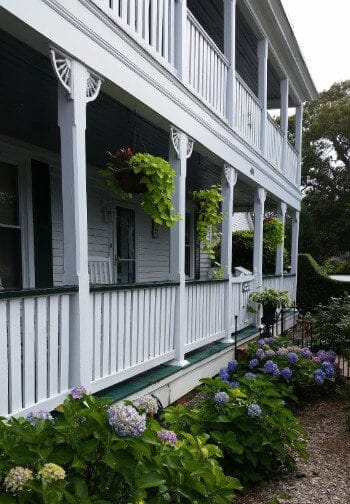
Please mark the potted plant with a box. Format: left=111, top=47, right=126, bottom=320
left=192, top=184, right=224, bottom=261
left=249, top=288, right=291, bottom=325
left=100, top=148, right=180, bottom=227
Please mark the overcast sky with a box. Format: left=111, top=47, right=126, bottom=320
left=281, top=0, right=350, bottom=92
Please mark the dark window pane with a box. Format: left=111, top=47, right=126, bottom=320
left=0, top=228, right=22, bottom=288
left=116, top=207, right=135, bottom=284
left=0, top=162, right=19, bottom=226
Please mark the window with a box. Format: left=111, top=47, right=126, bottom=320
left=0, top=162, right=22, bottom=288
left=115, top=206, right=136, bottom=284
left=185, top=212, right=194, bottom=278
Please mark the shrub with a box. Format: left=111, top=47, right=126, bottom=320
left=297, top=254, right=348, bottom=310
left=0, top=392, right=241, bottom=503
left=323, top=257, right=350, bottom=275
left=164, top=376, right=307, bottom=490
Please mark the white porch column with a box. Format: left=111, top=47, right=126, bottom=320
left=224, top=0, right=236, bottom=127
left=280, top=77, right=289, bottom=173
left=253, top=187, right=266, bottom=289
left=257, top=39, right=268, bottom=155
left=275, top=201, right=287, bottom=277
left=52, top=49, right=101, bottom=389
left=295, top=103, right=304, bottom=186
left=169, top=127, right=193, bottom=366
left=290, top=210, right=300, bottom=301
left=220, top=165, right=237, bottom=342
left=174, top=0, right=188, bottom=82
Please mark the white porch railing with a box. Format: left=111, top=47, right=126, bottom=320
left=89, top=282, right=177, bottom=392
left=266, top=115, right=283, bottom=171
left=285, top=142, right=299, bottom=184
left=185, top=280, right=226, bottom=352
left=231, top=275, right=254, bottom=332
left=235, top=74, right=262, bottom=150
left=93, top=0, right=176, bottom=66
left=0, top=287, right=76, bottom=417
left=187, top=10, right=229, bottom=117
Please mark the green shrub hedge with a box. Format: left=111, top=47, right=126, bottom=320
left=297, top=254, right=349, bottom=310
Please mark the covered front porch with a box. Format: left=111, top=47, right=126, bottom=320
left=0, top=28, right=299, bottom=418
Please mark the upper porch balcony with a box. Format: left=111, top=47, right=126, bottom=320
left=85, top=0, right=314, bottom=189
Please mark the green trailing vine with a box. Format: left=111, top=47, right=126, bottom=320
left=263, top=217, right=284, bottom=250
left=249, top=288, right=291, bottom=307
left=100, top=148, right=180, bottom=227
left=192, top=184, right=224, bottom=260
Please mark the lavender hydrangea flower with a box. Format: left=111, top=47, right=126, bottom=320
left=214, top=391, right=229, bottom=405
left=134, top=395, right=159, bottom=415
left=257, top=338, right=266, bottom=347
left=326, top=350, right=337, bottom=363
left=255, top=348, right=265, bottom=359
left=322, top=361, right=334, bottom=377
left=314, top=369, right=326, bottom=385
left=107, top=404, right=146, bottom=437
left=249, top=358, right=259, bottom=369
left=244, top=372, right=257, bottom=379
left=277, top=348, right=288, bottom=356
left=263, top=360, right=279, bottom=375
left=4, top=467, right=33, bottom=493
left=281, top=367, right=292, bottom=380
left=27, top=410, right=53, bottom=426
left=264, top=337, right=274, bottom=344
left=227, top=359, right=238, bottom=372
left=70, top=386, right=86, bottom=399
left=300, top=347, right=313, bottom=360
left=317, top=350, right=329, bottom=363
left=157, top=429, right=178, bottom=445
left=287, top=352, right=299, bottom=364
left=265, top=349, right=276, bottom=358
left=247, top=403, right=262, bottom=417
left=230, top=380, right=240, bottom=389
left=219, top=367, right=230, bottom=383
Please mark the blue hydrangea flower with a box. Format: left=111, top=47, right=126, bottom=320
left=257, top=339, right=266, bottom=347
left=264, top=337, right=274, bottom=344
left=227, top=359, right=238, bottom=372
left=70, top=386, right=87, bottom=399
left=26, top=410, right=54, bottom=426
left=317, top=350, right=329, bottom=363
left=107, top=404, right=146, bottom=437
left=244, top=372, right=257, bottom=379
left=326, top=350, right=337, bottom=363
left=322, top=361, right=334, bottom=377
left=314, top=369, right=326, bottom=385
left=263, top=360, right=279, bottom=375
left=255, top=349, right=265, bottom=359
left=230, top=381, right=240, bottom=389
left=281, top=367, right=292, bottom=380
left=265, top=349, right=276, bottom=358
left=287, top=352, right=299, bottom=364
left=157, top=429, right=177, bottom=445
left=300, top=347, right=313, bottom=360
left=214, top=391, right=229, bottom=405
left=247, top=403, right=262, bottom=417
left=249, top=358, right=259, bottom=369
left=219, top=367, right=230, bottom=383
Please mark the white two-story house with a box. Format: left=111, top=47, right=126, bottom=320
left=0, top=0, right=316, bottom=416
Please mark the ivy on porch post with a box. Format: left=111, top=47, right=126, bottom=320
left=52, top=48, right=101, bottom=390
left=295, top=103, right=304, bottom=187
left=257, top=38, right=268, bottom=155
left=290, top=209, right=300, bottom=301
left=169, top=127, right=193, bottom=366
left=280, top=76, right=290, bottom=174
left=275, top=201, right=287, bottom=277
left=220, top=165, right=237, bottom=342
left=223, top=0, right=236, bottom=127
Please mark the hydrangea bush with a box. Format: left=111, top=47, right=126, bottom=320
left=0, top=392, right=240, bottom=503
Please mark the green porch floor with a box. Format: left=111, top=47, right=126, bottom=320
left=98, top=326, right=259, bottom=403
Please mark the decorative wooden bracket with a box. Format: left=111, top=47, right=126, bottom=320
left=223, top=164, right=237, bottom=187
left=170, top=127, right=194, bottom=159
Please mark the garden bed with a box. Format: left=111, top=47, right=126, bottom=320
left=235, top=398, right=350, bottom=504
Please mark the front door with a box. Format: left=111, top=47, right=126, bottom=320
left=115, top=206, right=136, bottom=284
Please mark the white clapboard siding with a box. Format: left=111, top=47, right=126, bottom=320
left=285, top=142, right=298, bottom=185
left=89, top=256, right=113, bottom=284
left=185, top=281, right=226, bottom=352
left=91, top=0, right=176, bottom=66
left=187, top=10, right=228, bottom=117
left=0, top=291, right=73, bottom=417
left=90, top=283, right=177, bottom=392
left=231, top=276, right=254, bottom=331
left=266, top=116, right=284, bottom=171
left=235, top=73, right=262, bottom=149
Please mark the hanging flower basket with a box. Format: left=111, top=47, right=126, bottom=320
left=113, top=166, right=146, bottom=194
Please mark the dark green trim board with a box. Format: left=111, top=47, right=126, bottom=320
left=90, top=280, right=180, bottom=293
left=185, top=278, right=228, bottom=285
left=31, top=159, right=53, bottom=288
left=0, top=286, right=78, bottom=300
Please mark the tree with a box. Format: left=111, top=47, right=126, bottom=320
left=299, top=81, right=350, bottom=261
